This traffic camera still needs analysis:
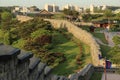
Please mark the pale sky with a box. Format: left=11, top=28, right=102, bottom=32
left=0, top=0, right=120, bottom=9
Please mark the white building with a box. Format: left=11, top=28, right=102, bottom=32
left=63, top=4, right=70, bottom=10
left=44, top=4, right=59, bottom=12
left=53, top=4, right=59, bottom=12
left=14, top=6, right=21, bottom=11
left=114, top=9, right=120, bottom=14
left=45, top=4, right=53, bottom=12
left=20, top=7, right=30, bottom=13
left=63, top=4, right=76, bottom=10
left=102, top=5, right=107, bottom=10
left=90, top=4, right=94, bottom=13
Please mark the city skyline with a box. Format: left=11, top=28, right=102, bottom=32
left=0, top=0, right=120, bottom=9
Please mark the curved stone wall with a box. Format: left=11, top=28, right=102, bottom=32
left=46, top=19, right=101, bottom=66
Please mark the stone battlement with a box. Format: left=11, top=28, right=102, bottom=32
left=0, top=43, right=95, bottom=80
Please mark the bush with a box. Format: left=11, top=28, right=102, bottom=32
left=44, top=52, right=66, bottom=65
left=110, top=24, right=120, bottom=31
left=76, top=54, right=82, bottom=65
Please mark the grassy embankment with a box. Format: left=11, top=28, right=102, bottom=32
left=50, top=31, right=92, bottom=76
left=90, top=72, right=103, bottom=80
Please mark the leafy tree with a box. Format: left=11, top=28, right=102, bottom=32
left=103, top=9, right=113, bottom=18
left=116, top=12, right=120, bottom=18
left=108, top=36, right=120, bottom=67
left=1, top=11, right=12, bottom=22
left=108, top=46, right=120, bottom=66
left=112, top=36, right=120, bottom=45
left=63, top=9, right=79, bottom=17
left=85, top=8, right=90, bottom=13
left=81, top=14, right=92, bottom=22
left=31, top=29, right=50, bottom=39
left=4, top=32, right=12, bottom=45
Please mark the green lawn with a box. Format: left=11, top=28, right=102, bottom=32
left=100, top=44, right=111, bottom=58
left=52, top=13, right=65, bottom=19
left=51, top=32, right=91, bottom=76
left=90, top=72, right=103, bottom=80
left=92, top=33, right=108, bottom=44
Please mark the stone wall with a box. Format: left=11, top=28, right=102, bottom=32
left=0, top=44, right=95, bottom=80
left=46, top=19, right=101, bottom=66
left=16, top=15, right=33, bottom=22
left=16, top=15, right=101, bottom=66
left=13, top=15, right=102, bottom=80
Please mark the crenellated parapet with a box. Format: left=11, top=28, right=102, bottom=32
left=45, top=19, right=101, bottom=66
left=0, top=44, right=70, bottom=80
left=0, top=43, right=96, bottom=80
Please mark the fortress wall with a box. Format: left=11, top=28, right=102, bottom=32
left=46, top=19, right=101, bottom=66
left=5, top=15, right=103, bottom=80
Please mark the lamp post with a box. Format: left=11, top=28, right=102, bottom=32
left=104, top=57, right=107, bottom=80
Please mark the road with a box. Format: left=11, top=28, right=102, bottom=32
left=101, top=73, right=120, bottom=80
left=104, top=32, right=120, bottom=47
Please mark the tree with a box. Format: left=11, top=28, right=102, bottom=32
left=63, top=9, right=79, bottom=17
left=1, top=12, right=12, bottom=31
left=1, top=11, right=12, bottom=22
left=116, top=12, right=120, bottom=18
left=85, top=8, right=90, bottom=13
left=108, top=46, right=120, bottom=66
left=108, top=36, right=120, bottom=67
left=4, top=32, right=12, bottom=45
left=81, top=14, right=92, bottom=22
left=103, top=9, right=113, bottom=18
left=112, top=36, right=120, bottom=45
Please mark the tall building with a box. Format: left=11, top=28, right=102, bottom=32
left=63, top=4, right=75, bottom=10
left=44, top=4, right=59, bottom=12
left=63, top=4, right=70, bottom=10
left=90, top=4, right=94, bottom=13
left=53, top=4, right=59, bottom=12
left=45, top=4, right=53, bottom=12
left=102, top=5, right=107, bottom=10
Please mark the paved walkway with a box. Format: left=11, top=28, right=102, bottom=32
left=101, top=73, right=120, bottom=80
left=104, top=32, right=120, bottom=47
left=95, top=37, right=107, bottom=46
left=96, top=30, right=120, bottom=47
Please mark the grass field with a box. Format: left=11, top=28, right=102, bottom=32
left=92, top=33, right=108, bottom=44
left=100, top=44, right=111, bottom=58
left=90, top=72, right=103, bottom=80
left=50, top=32, right=91, bottom=76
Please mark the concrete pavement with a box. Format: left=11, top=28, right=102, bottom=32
left=101, top=73, right=120, bottom=80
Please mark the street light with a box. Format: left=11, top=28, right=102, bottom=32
left=104, top=57, right=107, bottom=80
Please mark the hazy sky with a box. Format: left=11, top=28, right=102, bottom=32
left=0, top=0, right=120, bottom=9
